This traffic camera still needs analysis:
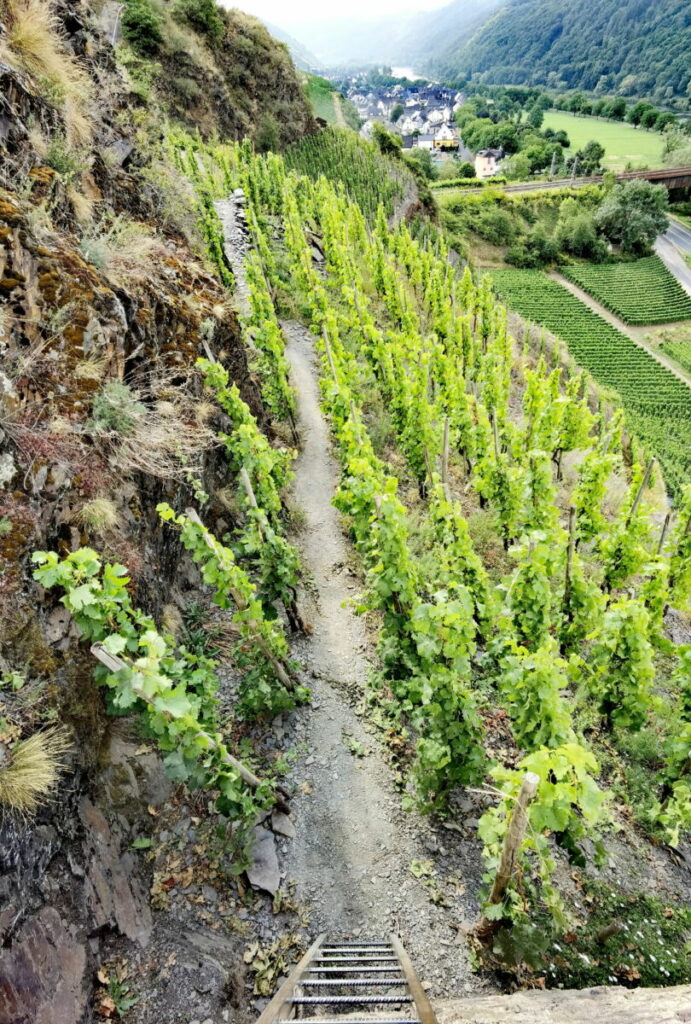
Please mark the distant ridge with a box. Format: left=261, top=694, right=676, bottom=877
left=427, top=0, right=690, bottom=100
left=266, top=21, right=323, bottom=71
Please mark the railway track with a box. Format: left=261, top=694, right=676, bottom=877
left=255, top=935, right=438, bottom=1024
left=435, top=165, right=691, bottom=197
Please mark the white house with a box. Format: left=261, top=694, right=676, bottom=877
left=475, top=148, right=504, bottom=178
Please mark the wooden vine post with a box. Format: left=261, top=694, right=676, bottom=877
left=441, top=415, right=451, bottom=501
left=475, top=771, right=539, bottom=943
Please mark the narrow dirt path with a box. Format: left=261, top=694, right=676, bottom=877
left=281, top=320, right=488, bottom=999
left=332, top=92, right=347, bottom=128
left=551, top=271, right=691, bottom=388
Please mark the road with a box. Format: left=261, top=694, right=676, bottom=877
left=656, top=217, right=691, bottom=298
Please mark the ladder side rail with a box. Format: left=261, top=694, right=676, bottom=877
left=255, top=933, right=326, bottom=1024
left=390, top=932, right=439, bottom=1024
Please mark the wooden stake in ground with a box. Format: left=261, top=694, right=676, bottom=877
left=441, top=416, right=451, bottom=501
left=475, top=771, right=539, bottom=943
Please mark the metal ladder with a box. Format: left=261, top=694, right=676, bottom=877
left=255, top=934, right=438, bottom=1024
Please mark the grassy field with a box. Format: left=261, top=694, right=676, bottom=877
left=543, top=111, right=665, bottom=172
left=646, top=324, right=691, bottom=376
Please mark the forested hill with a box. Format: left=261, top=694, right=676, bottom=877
left=429, top=0, right=691, bottom=102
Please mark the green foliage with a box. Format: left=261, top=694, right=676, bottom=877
left=284, top=127, right=415, bottom=221
left=436, top=0, right=691, bottom=101
left=173, top=0, right=224, bottom=41
left=594, top=180, right=669, bottom=256
left=589, top=597, right=655, bottom=731
left=479, top=746, right=607, bottom=929
left=31, top=548, right=270, bottom=829
left=669, top=485, right=691, bottom=607
left=490, top=270, right=691, bottom=498
left=505, top=538, right=554, bottom=651
left=157, top=506, right=304, bottom=718
left=121, top=0, right=164, bottom=56
left=499, top=642, right=576, bottom=750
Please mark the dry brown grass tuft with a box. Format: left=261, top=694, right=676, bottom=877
left=76, top=497, right=118, bottom=534
left=1, top=0, right=94, bottom=147
left=91, top=367, right=219, bottom=480
left=0, top=726, right=71, bottom=814
left=67, top=184, right=95, bottom=225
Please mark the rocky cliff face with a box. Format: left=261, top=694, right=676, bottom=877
left=0, top=2, right=310, bottom=1020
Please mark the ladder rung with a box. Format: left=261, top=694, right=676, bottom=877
left=291, top=994, right=414, bottom=1004
left=322, top=943, right=392, bottom=948
left=306, top=966, right=402, bottom=973
left=322, top=947, right=394, bottom=953
left=302, top=978, right=407, bottom=987
left=316, top=956, right=399, bottom=962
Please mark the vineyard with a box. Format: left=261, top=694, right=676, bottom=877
left=163, top=131, right=691, bottom=958
left=283, top=125, right=415, bottom=221
left=31, top=127, right=691, bottom=983
left=562, top=255, right=691, bottom=325
left=491, top=269, right=691, bottom=497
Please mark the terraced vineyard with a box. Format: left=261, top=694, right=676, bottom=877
left=562, top=256, right=691, bottom=325
left=491, top=270, right=691, bottom=496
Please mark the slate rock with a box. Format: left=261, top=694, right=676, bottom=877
left=271, top=811, right=296, bottom=839
left=246, top=826, right=280, bottom=895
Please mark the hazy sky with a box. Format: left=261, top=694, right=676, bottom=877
left=227, top=0, right=448, bottom=26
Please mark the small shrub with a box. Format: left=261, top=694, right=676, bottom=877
left=121, top=0, right=164, bottom=56
left=44, top=134, right=82, bottom=180
left=90, top=381, right=146, bottom=436
left=256, top=113, right=280, bottom=154
left=172, top=76, right=202, bottom=102
left=172, top=0, right=224, bottom=41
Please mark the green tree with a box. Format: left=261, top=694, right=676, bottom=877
left=121, top=0, right=164, bottom=55
left=594, top=180, right=669, bottom=255
left=573, top=140, right=605, bottom=174
left=391, top=102, right=404, bottom=123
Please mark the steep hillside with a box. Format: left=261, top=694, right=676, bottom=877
left=113, top=1, right=315, bottom=147
left=430, top=0, right=691, bottom=102
left=0, top=2, right=315, bottom=1021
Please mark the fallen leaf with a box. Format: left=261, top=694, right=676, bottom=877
left=300, top=781, right=313, bottom=795
left=97, top=996, right=116, bottom=1018
left=96, top=969, right=109, bottom=985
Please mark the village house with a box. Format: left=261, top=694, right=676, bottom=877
left=433, top=123, right=460, bottom=150
left=475, top=148, right=504, bottom=177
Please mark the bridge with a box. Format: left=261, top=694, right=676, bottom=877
left=435, top=165, right=691, bottom=197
